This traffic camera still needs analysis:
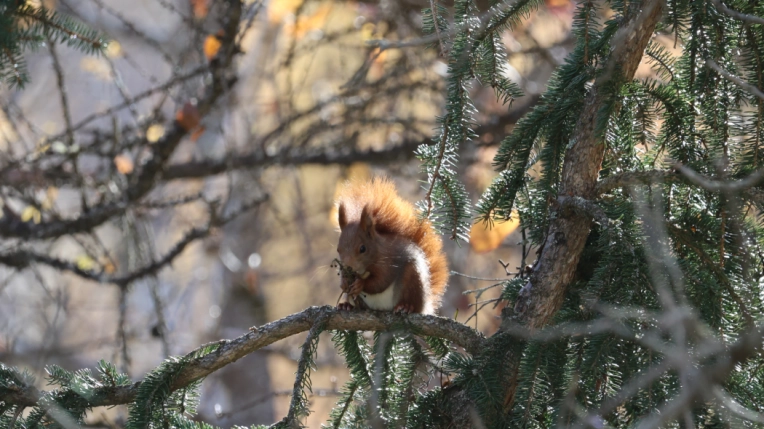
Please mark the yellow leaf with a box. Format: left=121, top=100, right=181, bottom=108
left=105, top=41, right=122, bottom=58
left=76, top=255, right=96, bottom=272
left=360, top=22, right=376, bottom=42
left=470, top=214, right=520, bottom=253
left=21, top=206, right=41, bottom=224
left=191, top=0, right=209, bottom=18
left=291, top=4, right=332, bottom=39
left=114, top=154, right=134, bottom=174
left=203, top=34, right=222, bottom=60
left=268, top=0, right=302, bottom=23
left=146, top=124, right=165, bottom=143
left=80, top=57, right=112, bottom=81
left=41, top=187, right=58, bottom=211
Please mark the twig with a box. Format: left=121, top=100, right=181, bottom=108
left=117, top=285, right=130, bottom=375
left=710, top=0, right=764, bottom=25
left=674, top=162, right=764, bottom=193
left=706, top=58, right=764, bottom=100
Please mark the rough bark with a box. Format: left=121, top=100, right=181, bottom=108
left=515, top=0, right=664, bottom=330
left=0, top=306, right=485, bottom=409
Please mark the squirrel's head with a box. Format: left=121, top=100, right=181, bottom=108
left=337, top=203, right=377, bottom=276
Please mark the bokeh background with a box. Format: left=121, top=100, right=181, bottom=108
left=0, top=0, right=583, bottom=426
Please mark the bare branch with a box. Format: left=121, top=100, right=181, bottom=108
left=0, top=306, right=486, bottom=408
left=674, top=162, right=764, bottom=193
left=0, top=197, right=267, bottom=285
left=710, top=0, right=764, bottom=26
left=0, top=0, right=243, bottom=240
left=706, top=58, right=764, bottom=100
left=596, top=169, right=676, bottom=194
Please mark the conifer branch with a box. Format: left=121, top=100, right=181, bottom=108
left=0, top=307, right=485, bottom=409
left=424, top=120, right=450, bottom=219
left=667, top=224, right=754, bottom=326
left=15, top=9, right=104, bottom=49
left=709, top=0, right=764, bottom=26
left=429, top=0, right=447, bottom=57
left=595, top=170, right=676, bottom=194
left=516, top=0, right=664, bottom=330
left=635, top=321, right=764, bottom=428
left=706, top=58, right=764, bottom=100
left=674, top=162, right=764, bottom=192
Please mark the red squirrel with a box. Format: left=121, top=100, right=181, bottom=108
left=334, top=178, right=448, bottom=314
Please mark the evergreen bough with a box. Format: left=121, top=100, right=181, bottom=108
left=0, top=0, right=106, bottom=88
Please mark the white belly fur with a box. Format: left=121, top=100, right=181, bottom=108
left=359, top=283, right=397, bottom=310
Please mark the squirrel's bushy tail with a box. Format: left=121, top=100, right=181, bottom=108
left=336, top=177, right=449, bottom=308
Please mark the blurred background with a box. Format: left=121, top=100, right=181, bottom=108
left=0, top=0, right=578, bottom=426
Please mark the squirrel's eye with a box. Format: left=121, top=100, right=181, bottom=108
left=359, top=245, right=366, bottom=254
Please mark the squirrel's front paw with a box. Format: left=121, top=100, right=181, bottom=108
left=394, top=303, right=414, bottom=314
left=337, top=302, right=355, bottom=311
left=348, top=280, right=363, bottom=297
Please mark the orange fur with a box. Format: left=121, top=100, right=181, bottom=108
left=336, top=177, right=449, bottom=310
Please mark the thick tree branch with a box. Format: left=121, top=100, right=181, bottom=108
left=0, top=306, right=485, bottom=408
left=516, top=0, right=664, bottom=330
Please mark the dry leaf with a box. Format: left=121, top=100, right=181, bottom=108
left=105, top=41, right=122, bottom=58
left=191, top=0, right=209, bottom=18
left=470, top=215, right=520, bottom=253
left=291, top=4, right=332, bottom=39
left=76, top=255, right=96, bottom=272
left=80, top=57, right=112, bottom=81
left=146, top=124, right=165, bottom=143
left=100, top=257, right=117, bottom=274
left=21, top=206, right=41, bottom=224
left=190, top=126, right=206, bottom=142
left=41, top=187, right=58, bottom=211
left=203, top=34, right=222, bottom=60
left=114, top=154, right=135, bottom=174
left=175, top=102, right=201, bottom=132
left=268, top=0, right=303, bottom=23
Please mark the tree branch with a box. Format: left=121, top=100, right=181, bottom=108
left=709, top=0, right=764, bottom=26
left=0, top=306, right=485, bottom=408
left=516, top=0, right=664, bottom=330
left=706, top=58, right=764, bottom=101
left=674, top=162, right=764, bottom=193
left=0, top=197, right=267, bottom=285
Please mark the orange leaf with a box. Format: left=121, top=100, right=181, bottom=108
left=191, top=0, right=209, bottom=18
left=190, top=126, right=206, bottom=142
left=176, top=102, right=201, bottom=132
left=470, top=215, right=520, bottom=253
left=291, top=4, right=332, bottom=39
left=114, top=154, right=134, bottom=174
left=100, top=257, right=118, bottom=275
left=203, top=34, right=222, bottom=61
left=268, top=0, right=303, bottom=23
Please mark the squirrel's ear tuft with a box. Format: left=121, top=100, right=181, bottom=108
left=338, top=203, right=347, bottom=229
left=360, top=205, right=374, bottom=236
